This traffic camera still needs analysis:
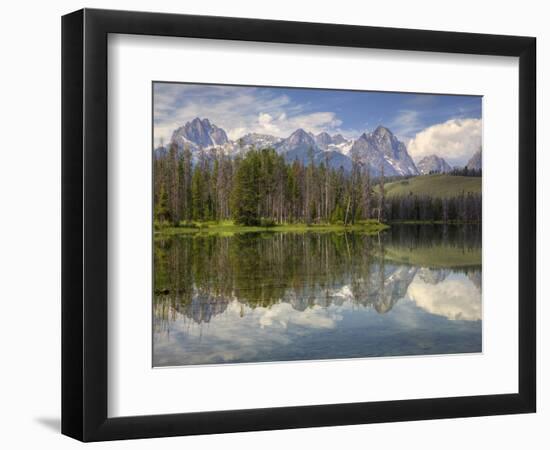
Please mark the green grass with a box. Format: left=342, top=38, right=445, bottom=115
left=383, top=174, right=481, bottom=198
left=155, top=219, right=389, bottom=236
left=389, top=219, right=481, bottom=225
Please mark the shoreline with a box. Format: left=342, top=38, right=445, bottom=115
left=154, top=219, right=481, bottom=237
left=155, top=220, right=390, bottom=236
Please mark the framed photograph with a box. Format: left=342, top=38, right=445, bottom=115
left=62, top=8, right=536, bottom=441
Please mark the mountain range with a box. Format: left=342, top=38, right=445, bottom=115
left=156, top=117, right=480, bottom=176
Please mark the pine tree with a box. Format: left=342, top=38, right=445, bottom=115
left=181, top=145, right=193, bottom=221
left=231, top=151, right=261, bottom=225
left=154, top=184, right=169, bottom=224
left=378, top=165, right=386, bottom=222
left=363, top=166, right=372, bottom=220
left=168, top=142, right=180, bottom=225
left=191, top=168, right=204, bottom=221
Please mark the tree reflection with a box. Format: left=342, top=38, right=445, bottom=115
left=154, top=225, right=481, bottom=328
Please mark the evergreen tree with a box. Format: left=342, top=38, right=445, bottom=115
left=231, top=150, right=261, bottom=225
left=191, top=168, right=204, bottom=221
left=154, top=185, right=169, bottom=224
left=377, top=165, right=386, bottom=222
left=167, top=142, right=180, bottom=225
left=181, top=146, right=193, bottom=221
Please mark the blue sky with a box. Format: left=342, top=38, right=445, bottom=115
left=154, top=82, right=482, bottom=166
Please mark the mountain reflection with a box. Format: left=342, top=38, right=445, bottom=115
left=153, top=224, right=482, bottom=366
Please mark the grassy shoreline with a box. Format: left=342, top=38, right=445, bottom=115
left=155, top=219, right=390, bottom=236
left=388, top=220, right=481, bottom=225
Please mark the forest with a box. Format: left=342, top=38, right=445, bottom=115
left=153, top=144, right=482, bottom=228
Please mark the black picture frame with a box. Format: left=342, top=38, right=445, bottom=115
left=62, top=8, right=536, bottom=442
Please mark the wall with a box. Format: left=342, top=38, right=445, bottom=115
left=0, top=0, right=546, bottom=448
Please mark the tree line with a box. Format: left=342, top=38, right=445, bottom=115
left=154, top=144, right=481, bottom=226
left=448, top=167, right=482, bottom=177
left=154, top=144, right=386, bottom=226
left=384, top=193, right=482, bottom=223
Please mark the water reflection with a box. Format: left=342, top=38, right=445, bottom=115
left=408, top=271, right=481, bottom=321
left=153, top=225, right=481, bottom=366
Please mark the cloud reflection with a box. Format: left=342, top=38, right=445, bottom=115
left=407, top=272, right=481, bottom=321
left=259, top=302, right=342, bottom=329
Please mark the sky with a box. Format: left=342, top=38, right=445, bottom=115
left=153, top=82, right=482, bottom=167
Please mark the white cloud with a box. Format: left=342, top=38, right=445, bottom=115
left=407, top=118, right=482, bottom=167
left=258, top=112, right=274, bottom=126
left=227, top=127, right=247, bottom=141
left=256, top=112, right=280, bottom=135
left=252, top=111, right=342, bottom=138
left=390, top=110, right=423, bottom=139
left=153, top=83, right=348, bottom=146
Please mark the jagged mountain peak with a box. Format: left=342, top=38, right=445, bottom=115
left=286, top=128, right=316, bottom=145
left=331, top=134, right=347, bottom=144
left=290, top=128, right=312, bottom=138
left=315, top=131, right=334, bottom=149
left=171, top=117, right=229, bottom=150
left=373, top=125, right=392, bottom=137
left=417, top=154, right=452, bottom=175
left=275, top=128, right=319, bottom=163
left=350, top=126, right=418, bottom=176
left=191, top=116, right=208, bottom=125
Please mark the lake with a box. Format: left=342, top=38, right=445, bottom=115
left=153, top=224, right=482, bottom=367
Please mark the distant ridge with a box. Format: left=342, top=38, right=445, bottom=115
left=384, top=174, right=481, bottom=198
left=466, top=149, right=482, bottom=171
left=417, top=155, right=452, bottom=175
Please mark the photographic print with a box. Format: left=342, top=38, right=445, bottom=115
left=152, top=82, right=482, bottom=367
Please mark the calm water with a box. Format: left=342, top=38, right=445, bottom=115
left=153, top=224, right=482, bottom=367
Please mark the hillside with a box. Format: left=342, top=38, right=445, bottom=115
left=384, top=245, right=481, bottom=268
left=383, top=174, right=481, bottom=198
